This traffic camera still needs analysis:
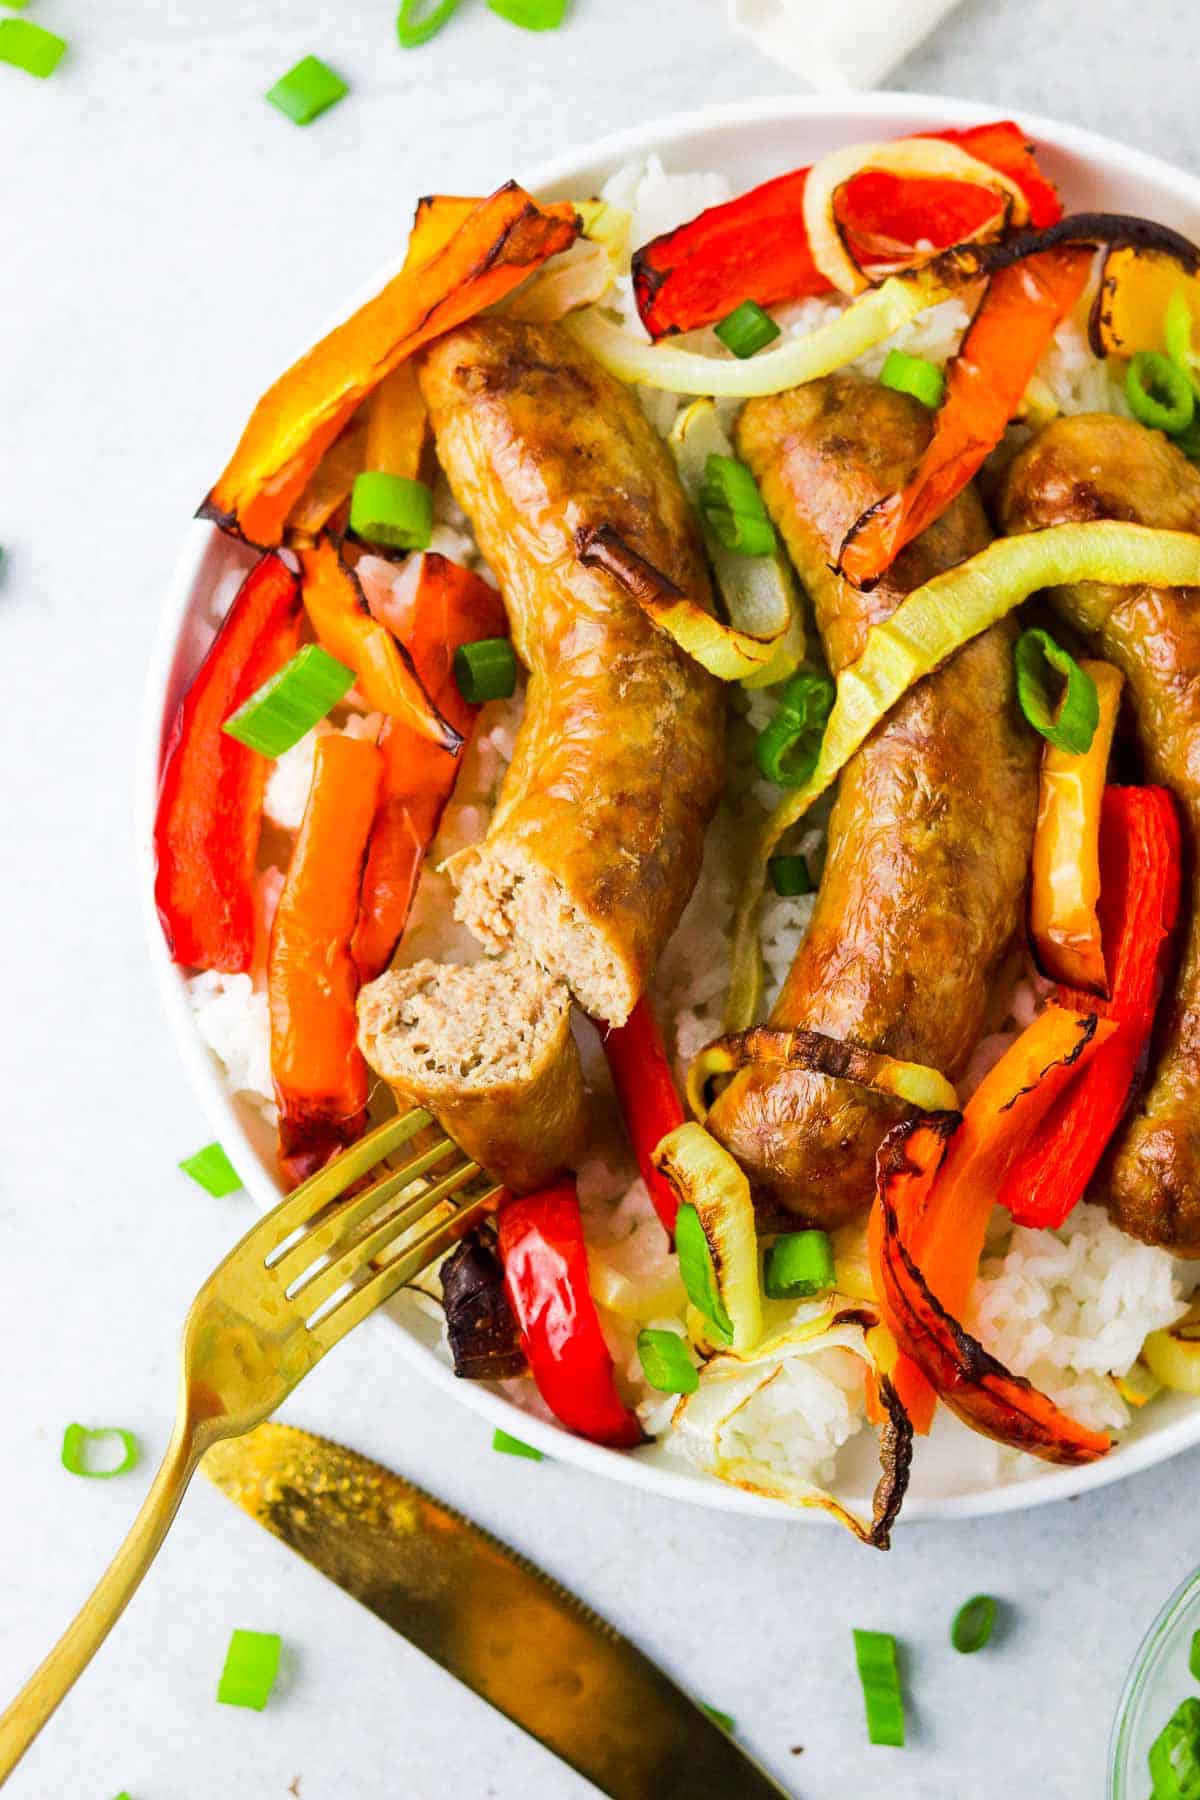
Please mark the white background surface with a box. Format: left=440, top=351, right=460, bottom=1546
left=5, top=3, right=1200, bottom=1796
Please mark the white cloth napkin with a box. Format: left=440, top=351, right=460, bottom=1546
left=728, top=0, right=965, bottom=90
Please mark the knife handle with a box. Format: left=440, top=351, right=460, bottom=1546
left=0, top=1416, right=201, bottom=1783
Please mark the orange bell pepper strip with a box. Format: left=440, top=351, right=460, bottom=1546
left=837, top=245, right=1093, bottom=588
left=1029, top=660, right=1124, bottom=992
left=269, top=732, right=382, bottom=1186
left=364, top=361, right=427, bottom=483
left=405, top=194, right=484, bottom=268
left=201, top=183, right=578, bottom=548
left=872, top=1114, right=1112, bottom=1465
left=351, top=554, right=506, bottom=982
left=298, top=537, right=460, bottom=750
left=284, top=410, right=368, bottom=542
left=154, top=553, right=301, bottom=973
left=1001, top=786, right=1184, bottom=1229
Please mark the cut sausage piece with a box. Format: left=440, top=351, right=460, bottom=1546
left=418, top=318, right=724, bottom=1026
left=357, top=951, right=588, bottom=1193
left=706, top=373, right=1038, bottom=1226
left=999, top=413, right=1200, bottom=1255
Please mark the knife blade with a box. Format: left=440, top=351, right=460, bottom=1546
left=204, top=1422, right=793, bottom=1800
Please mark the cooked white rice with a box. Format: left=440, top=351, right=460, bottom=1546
left=188, top=153, right=1187, bottom=1508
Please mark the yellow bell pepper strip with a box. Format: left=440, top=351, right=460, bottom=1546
left=200, top=184, right=578, bottom=548
left=364, top=361, right=427, bottom=482
left=1090, top=244, right=1200, bottom=357
left=297, top=537, right=461, bottom=749
left=284, top=411, right=369, bottom=542
left=1029, top=658, right=1124, bottom=991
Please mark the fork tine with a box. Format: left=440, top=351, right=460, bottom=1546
left=263, top=1107, right=433, bottom=1248
left=269, top=1136, right=459, bottom=1288
left=305, top=1184, right=503, bottom=1354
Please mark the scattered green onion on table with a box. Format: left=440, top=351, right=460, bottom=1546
left=715, top=300, right=781, bottom=360
left=61, top=1425, right=140, bottom=1480
left=222, top=644, right=356, bottom=758
left=487, top=0, right=569, bottom=26
left=951, top=1594, right=997, bottom=1654
left=397, top=0, right=466, bottom=47
left=0, top=18, right=67, bottom=77
left=853, top=1628, right=906, bottom=1748
left=217, top=1629, right=282, bottom=1711
left=492, top=1428, right=544, bottom=1461
left=879, top=347, right=945, bottom=409
left=264, top=55, right=348, bottom=126
left=698, top=1703, right=736, bottom=1734
left=178, top=1141, right=243, bottom=1197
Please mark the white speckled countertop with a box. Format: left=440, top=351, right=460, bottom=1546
left=5, top=3, right=1200, bottom=1794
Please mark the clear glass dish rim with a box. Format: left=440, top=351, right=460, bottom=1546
left=1109, top=1563, right=1200, bottom=1795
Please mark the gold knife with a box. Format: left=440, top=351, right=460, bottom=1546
left=205, top=1422, right=793, bottom=1800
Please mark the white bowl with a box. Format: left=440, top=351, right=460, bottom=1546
left=137, top=90, right=1200, bottom=1525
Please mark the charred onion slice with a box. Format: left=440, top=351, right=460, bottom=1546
left=872, top=1115, right=1112, bottom=1466
left=652, top=1123, right=762, bottom=1352
left=803, top=137, right=1028, bottom=296
left=440, top=1232, right=527, bottom=1380
left=686, top=1027, right=958, bottom=1124
left=575, top=523, right=778, bottom=680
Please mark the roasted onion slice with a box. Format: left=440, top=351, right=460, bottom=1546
left=687, top=1026, right=959, bottom=1125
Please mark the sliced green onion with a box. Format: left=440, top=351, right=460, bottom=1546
left=698, top=1703, right=736, bottom=1734
left=1126, top=349, right=1194, bottom=436
left=349, top=471, right=433, bottom=550
left=1013, top=628, right=1100, bottom=755
left=853, top=1629, right=905, bottom=1748
left=754, top=671, right=836, bottom=787
left=61, top=1425, right=140, bottom=1480
left=1, top=2, right=31, bottom=10
left=675, top=1202, right=733, bottom=1346
left=222, top=644, right=355, bottom=758
left=699, top=454, right=777, bottom=558
left=636, top=1327, right=699, bottom=1395
left=715, top=300, right=781, bottom=360
left=454, top=637, right=517, bottom=704
left=264, top=56, right=348, bottom=126
left=767, top=853, right=813, bottom=898
left=764, top=1230, right=835, bottom=1300
left=0, top=18, right=67, bottom=76
left=951, top=1594, right=997, bottom=1654
left=880, top=348, right=945, bottom=409
left=1190, top=1628, right=1200, bottom=1683
left=217, top=1629, right=282, bottom=1711
left=397, top=0, right=465, bottom=47
left=492, top=1428, right=544, bottom=1461
left=178, top=1142, right=243, bottom=1198
left=486, top=0, right=568, bottom=27
left=1149, top=1696, right=1200, bottom=1798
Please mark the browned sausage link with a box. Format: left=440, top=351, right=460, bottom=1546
left=999, top=412, right=1200, bottom=1254
left=706, top=373, right=1038, bottom=1226
left=418, top=318, right=725, bottom=1026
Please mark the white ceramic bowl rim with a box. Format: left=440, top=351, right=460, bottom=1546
left=136, top=89, right=1200, bottom=1526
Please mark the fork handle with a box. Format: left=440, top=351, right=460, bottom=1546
left=0, top=1415, right=202, bottom=1782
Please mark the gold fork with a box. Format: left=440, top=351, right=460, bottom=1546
left=0, top=1107, right=500, bottom=1780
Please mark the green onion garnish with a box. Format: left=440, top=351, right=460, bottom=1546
left=222, top=644, right=356, bottom=758
left=61, top=1424, right=140, bottom=1480
left=492, top=1428, right=544, bottom=1461
left=636, top=1327, right=699, bottom=1395
left=0, top=18, right=67, bottom=76
left=454, top=637, right=518, bottom=705
left=217, top=1629, right=282, bottom=1711
left=486, top=0, right=568, bottom=27
left=1013, top=627, right=1100, bottom=756
left=764, top=1230, right=835, bottom=1300
left=264, top=56, right=348, bottom=126
left=674, top=1203, right=733, bottom=1346
left=397, top=0, right=465, bottom=46
left=1126, top=348, right=1195, bottom=437
left=698, top=1703, right=736, bottom=1734
left=754, top=670, right=836, bottom=787
left=178, top=1142, right=243, bottom=1198
left=1, top=2, right=31, bottom=10
left=714, top=300, right=781, bottom=360
left=699, top=453, right=777, bottom=558
left=349, top=471, right=433, bottom=551
left=1149, top=1696, right=1200, bottom=1797
left=879, top=348, right=945, bottom=410
left=767, top=853, right=813, bottom=898
left=951, top=1594, right=997, bottom=1654
left=853, top=1629, right=905, bottom=1748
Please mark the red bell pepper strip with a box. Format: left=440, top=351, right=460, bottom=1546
left=597, top=998, right=687, bottom=1237
left=632, top=120, right=1061, bottom=339
left=154, top=553, right=301, bottom=973
left=351, top=554, right=506, bottom=982
left=270, top=733, right=382, bottom=1186
left=498, top=1179, right=646, bottom=1449
left=999, top=786, right=1184, bottom=1229
left=837, top=246, right=1092, bottom=589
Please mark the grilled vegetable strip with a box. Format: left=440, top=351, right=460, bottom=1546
left=1000, top=788, right=1184, bottom=1230
left=440, top=1233, right=527, bottom=1380
left=270, top=733, right=382, bottom=1185
left=498, top=1181, right=645, bottom=1448
left=631, top=119, right=1060, bottom=338
left=352, top=555, right=506, bottom=982
left=598, top=998, right=687, bottom=1237
left=838, top=247, right=1092, bottom=589
left=1029, top=660, right=1124, bottom=992
left=364, top=361, right=427, bottom=481
left=154, top=553, right=301, bottom=973
left=652, top=1123, right=763, bottom=1353
left=285, top=412, right=369, bottom=540
left=298, top=537, right=459, bottom=749
left=871, top=1115, right=1112, bottom=1465
left=689, top=1028, right=958, bottom=1123
left=200, top=183, right=578, bottom=547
